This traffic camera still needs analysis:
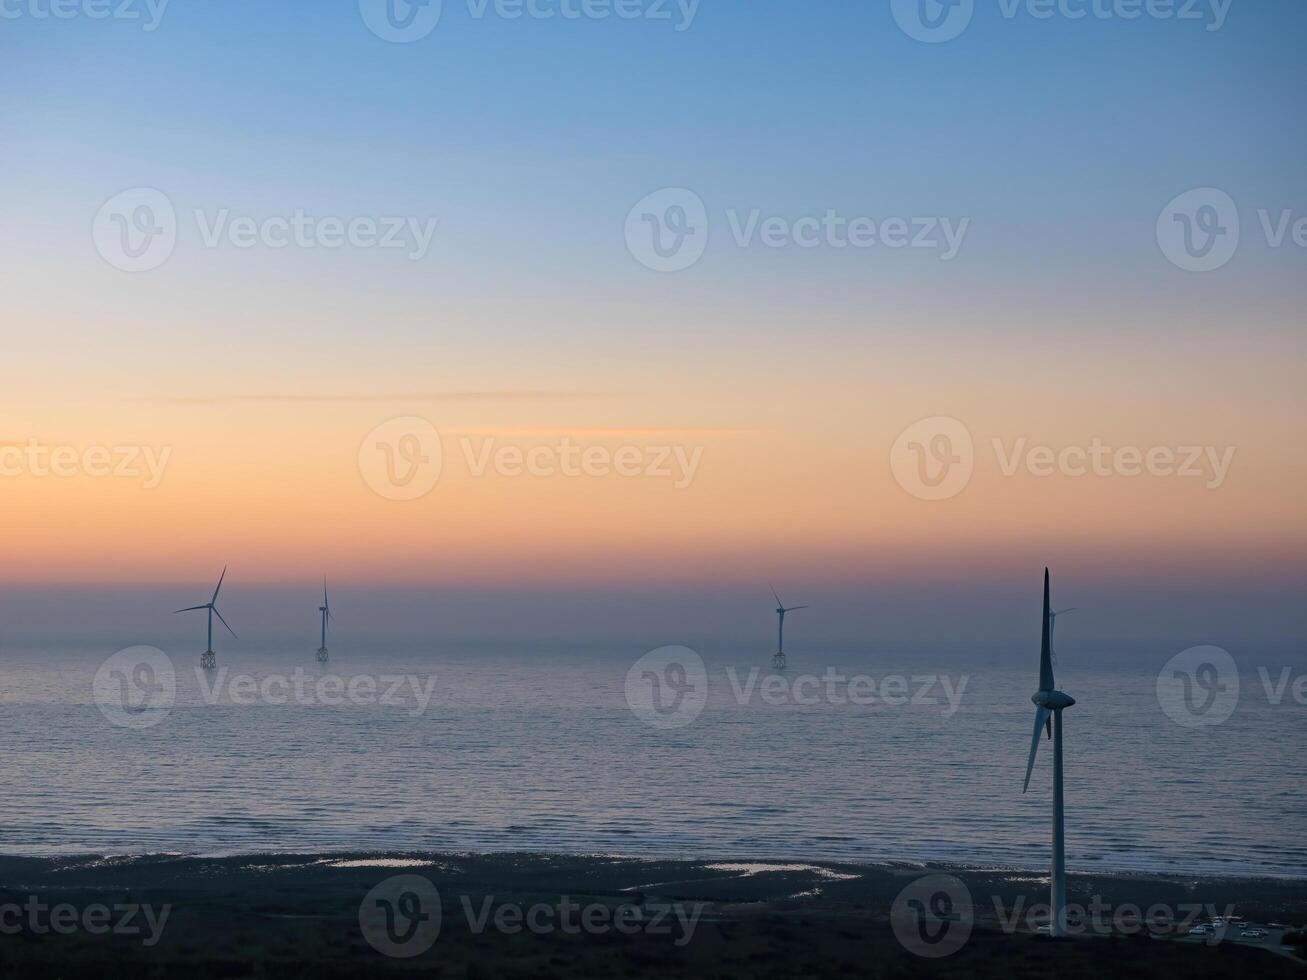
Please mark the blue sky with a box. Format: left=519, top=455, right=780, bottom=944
left=2, top=1, right=1304, bottom=647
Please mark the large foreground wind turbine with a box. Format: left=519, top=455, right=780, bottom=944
left=316, top=579, right=332, bottom=663
left=175, top=566, right=237, bottom=670
left=1022, top=568, right=1076, bottom=937
left=770, top=587, right=808, bottom=670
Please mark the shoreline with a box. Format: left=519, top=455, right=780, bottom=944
left=3, top=850, right=1304, bottom=976
left=5, top=846, right=1305, bottom=883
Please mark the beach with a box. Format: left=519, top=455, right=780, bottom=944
left=2, top=851, right=1303, bottom=977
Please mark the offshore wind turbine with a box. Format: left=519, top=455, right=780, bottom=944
left=175, top=566, right=237, bottom=670
left=316, top=578, right=332, bottom=663
left=770, top=586, right=809, bottom=670
left=1022, top=568, right=1076, bottom=937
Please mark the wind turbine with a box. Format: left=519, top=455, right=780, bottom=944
left=1048, top=606, right=1075, bottom=663
left=175, top=566, right=237, bottom=670
left=1022, top=568, right=1076, bottom=937
left=770, top=586, right=809, bottom=670
left=316, top=578, right=332, bottom=663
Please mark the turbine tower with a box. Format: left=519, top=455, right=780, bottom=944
left=316, top=578, right=331, bottom=663
left=175, top=566, right=237, bottom=670
left=1022, top=568, right=1076, bottom=937
left=770, top=586, right=808, bottom=670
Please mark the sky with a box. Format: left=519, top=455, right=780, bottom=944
left=1, top=0, right=1304, bottom=648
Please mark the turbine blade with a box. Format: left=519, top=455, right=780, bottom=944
left=212, top=565, right=228, bottom=603
left=1040, top=568, right=1055, bottom=691
left=1023, top=706, right=1051, bottom=793
left=770, top=584, right=782, bottom=607
left=786, top=605, right=810, bottom=611
left=174, top=605, right=208, bottom=613
left=212, top=606, right=238, bottom=639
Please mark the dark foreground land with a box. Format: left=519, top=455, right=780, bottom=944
left=1, top=852, right=1304, bottom=978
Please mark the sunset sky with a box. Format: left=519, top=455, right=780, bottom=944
left=2, top=1, right=1304, bottom=646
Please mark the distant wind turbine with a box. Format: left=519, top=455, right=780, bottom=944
left=770, top=586, right=808, bottom=670
left=175, top=566, right=237, bottom=670
left=316, top=578, right=332, bottom=663
left=1022, top=568, right=1077, bottom=937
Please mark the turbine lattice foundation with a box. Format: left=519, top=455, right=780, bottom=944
left=200, top=650, right=217, bottom=670
left=772, top=651, right=787, bottom=670
left=316, top=647, right=329, bottom=663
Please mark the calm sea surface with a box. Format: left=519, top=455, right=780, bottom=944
left=2, top=641, right=1304, bottom=877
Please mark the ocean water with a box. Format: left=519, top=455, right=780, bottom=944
left=1, top=641, right=1304, bottom=878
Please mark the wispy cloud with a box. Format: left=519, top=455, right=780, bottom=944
left=444, top=426, right=768, bottom=439
left=141, top=391, right=595, bottom=405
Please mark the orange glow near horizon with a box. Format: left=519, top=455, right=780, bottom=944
left=3, top=324, right=1304, bottom=589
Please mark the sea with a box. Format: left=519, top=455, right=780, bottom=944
left=2, top=639, right=1304, bottom=878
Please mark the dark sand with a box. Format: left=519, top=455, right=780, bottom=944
left=2, top=852, right=1304, bottom=978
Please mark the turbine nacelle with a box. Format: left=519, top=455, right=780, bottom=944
left=1032, top=690, right=1076, bottom=711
